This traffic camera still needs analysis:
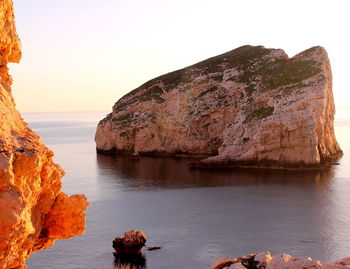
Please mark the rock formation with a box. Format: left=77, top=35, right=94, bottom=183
left=211, top=252, right=350, bottom=269
left=95, top=44, right=342, bottom=169
left=113, top=230, right=147, bottom=254
left=0, top=1, right=88, bottom=268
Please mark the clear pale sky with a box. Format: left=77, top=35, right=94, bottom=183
left=9, top=0, right=350, bottom=112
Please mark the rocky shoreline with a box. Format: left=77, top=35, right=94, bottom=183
left=189, top=157, right=342, bottom=171
left=211, top=252, right=350, bottom=269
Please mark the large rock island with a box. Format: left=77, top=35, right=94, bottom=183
left=0, top=1, right=88, bottom=268
left=95, top=45, right=342, bottom=169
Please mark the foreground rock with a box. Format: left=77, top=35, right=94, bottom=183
left=0, top=1, right=88, bottom=268
left=211, top=252, right=350, bottom=269
left=113, top=230, right=147, bottom=254
left=95, top=44, right=342, bottom=169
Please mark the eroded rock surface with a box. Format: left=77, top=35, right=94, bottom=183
left=0, top=1, right=88, bottom=268
left=96, top=44, right=342, bottom=169
left=211, top=252, right=350, bottom=269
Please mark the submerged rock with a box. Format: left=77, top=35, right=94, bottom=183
left=95, top=44, right=342, bottom=169
left=212, top=252, right=350, bottom=269
left=0, top=1, right=88, bottom=268
left=147, top=246, right=161, bottom=251
left=113, top=230, right=147, bottom=254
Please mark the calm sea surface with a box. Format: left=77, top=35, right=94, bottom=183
left=24, top=108, right=350, bottom=269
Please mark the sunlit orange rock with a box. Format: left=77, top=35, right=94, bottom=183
left=41, top=193, right=89, bottom=240
left=0, top=1, right=88, bottom=268
left=95, top=45, right=342, bottom=169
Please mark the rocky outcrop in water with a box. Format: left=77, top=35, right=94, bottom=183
left=95, top=44, right=342, bottom=169
left=113, top=230, right=147, bottom=254
left=0, top=1, right=88, bottom=268
left=211, top=252, right=350, bottom=269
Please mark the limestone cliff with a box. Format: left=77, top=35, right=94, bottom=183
left=0, top=1, right=88, bottom=268
left=95, top=45, right=342, bottom=169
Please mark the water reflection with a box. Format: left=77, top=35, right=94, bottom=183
left=96, top=155, right=335, bottom=191
left=25, top=111, right=350, bottom=268
left=114, top=253, right=146, bottom=269
left=94, top=155, right=341, bottom=264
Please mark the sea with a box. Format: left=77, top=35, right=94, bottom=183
left=24, top=108, right=350, bottom=269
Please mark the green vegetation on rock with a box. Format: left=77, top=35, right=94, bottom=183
left=138, top=86, right=166, bottom=104
left=116, top=45, right=322, bottom=112
left=226, top=47, right=321, bottom=97
left=112, top=112, right=134, bottom=128
left=262, top=59, right=321, bottom=91
left=244, top=106, right=274, bottom=123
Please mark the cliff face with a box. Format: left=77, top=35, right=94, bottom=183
left=0, top=1, right=88, bottom=268
left=95, top=44, right=342, bottom=169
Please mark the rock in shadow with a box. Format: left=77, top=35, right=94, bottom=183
left=113, top=230, right=147, bottom=254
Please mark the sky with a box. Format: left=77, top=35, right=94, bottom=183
left=9, top=0, right=350, bottom=112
